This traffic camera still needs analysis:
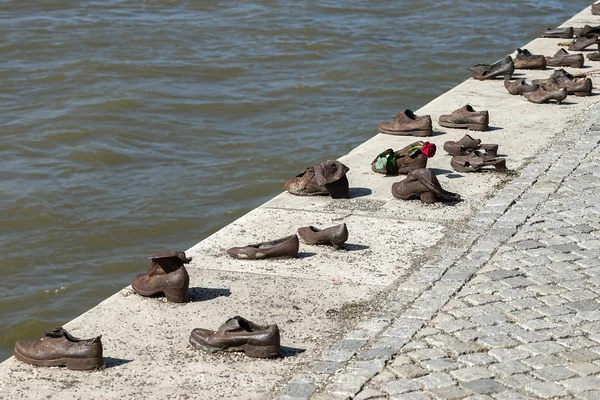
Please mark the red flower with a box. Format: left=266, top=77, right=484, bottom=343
left=421, top=142, right=436, bottom=158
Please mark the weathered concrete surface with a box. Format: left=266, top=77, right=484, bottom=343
left=3, top=4, right=600, bottom=400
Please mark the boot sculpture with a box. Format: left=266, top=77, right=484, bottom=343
left=514, top=48, right=546, bottom=70
left=438, top=105, right=489, bottom=131
left=131, top=250, right=191, bottom=303
left=371, top=141, right=436, bottom=175
left=451, top=152, right=508, bottom=173
left=285, top=160, right=349, bottom=198
left=533, top=69, right=592, bottom=96
left=377, top=109, right=432, bottom=137
left=190, top=316, right=281, bottom=358
left=443, top=134, right=498, bottom=158
left=392, top=168, right=460, bottom=204
left=523, top=86, right=568, bottom=104
left=545, top=49, right=584, bottom=68
left=14, top=327, right=104, bottom=370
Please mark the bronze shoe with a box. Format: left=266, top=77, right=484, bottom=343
left=545, top=49, right=584, bottom=68
left=593, top=4, right=600, bottom=16
left=131, top=250, right=191, bottom=303
left=468, top=56, right=514, bottom=80
left=438, top=105, right=489, bottom=131
left=297, top=223, right=348, bottom=249
left=450, top=152, right=507, bottom=173
left=377, top=109, right=433, bottom=137
left=284, top=160, right=349, bottom=198
left=568, top=34, right=600, bottom=51
left=514, top=48, right=546, bottom=70
left=538, top=27, right=574, bottom=39
left=588, top=52, right=600, bottom=61
left=189, top=316, right=280, bottom=358
left=14, top=327, right=103, bottom=370
left=533, top=69, right=592, bottom=96
left=391, top=168, right=460, bottom=204
left=503, top=79, right=539, bottom=95
left=523, top=86, right=568, bottom=104
left=371, top=142, right=436, bottom=175
left=227, top=234, right=299, bottom=260
left=443, top=134, right=498, bottom=158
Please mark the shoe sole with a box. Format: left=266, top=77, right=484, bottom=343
left=131, top=286, right=189, bottom=303
left=438, top=122, right=488, bottom=131
left=13, top=349, right=103, bottom=370
left=189, top=336, right=280, bottom=358
left=378, top=129, right=431, bottom=137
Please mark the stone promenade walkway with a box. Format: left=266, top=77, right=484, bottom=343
left=275, top=111, right=600, bottom=398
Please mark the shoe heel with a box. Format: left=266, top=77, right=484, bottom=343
left=243, top=344, right=281, bottom=358
left=66, top=357, right=104, bottom=371
left=467, top=124, right=488, bottom=131
left=164, top=287, right=189, bottom=303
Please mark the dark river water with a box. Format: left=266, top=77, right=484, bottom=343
left=0, top=0, right=593, bottom=361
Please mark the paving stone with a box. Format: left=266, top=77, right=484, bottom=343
left=331, top=339, right=367, bottom=351
left=460, top=379, right=506, bottom=394
left=416, top=373, right=457, bottom=390
left=451, top=367, right=495, bottom=382
left=489, top=391, right=535, bottom=400
left=354, top=388, right=386, bottom=400
left=488, top=361, right=531, bottom=378
left=421, top=358, right=464, bottom=373
left=517, top=341, right=566, bottom=356
left=500, top=373, right=542, bottom=390
left=531, top=366, right=577, bottom=381
left=488, top=347, right=530, bottom=362
left=280, top=383, right=317, bottom=398
left=566, top=362, right=600, bottom=376
left=429, top=385, right=473, bottom=400
left=389, top=364, right=428, bottom=379
left=457, top=353, right=496, bottom=367
left=383, top=379, right=421, bottom=395
left=389, top=392, right=431, bottom=400
left=369, top=370, right=397, bottom=387
left=560, top=349, right=600, bottom=363
left=407, top=348, right=449, bottom=362
left=522, top=381, right=567, bottom=399
left=560, top=376, right=600, bottom=392
left=356, top=347, right=396, bottom=361
left=310, top=361, right=344, bottom=375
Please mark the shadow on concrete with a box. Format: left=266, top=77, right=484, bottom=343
left=349, top=187, right=372, bottom=198
left=431, top=168, right=454, bottom=175
left=189, top=287, right=231, bottom=302
left=343, top=243, right=370, bottom=251
left=488, top=125, right=503, bottom=131
left=104, top=357, right=133, bottom=368
left=445, top=173, right=464, bottom=179
left=280, top=346, right=306, bottom=358
left=431, top=130, right=447, bottom=137
left=297, top=251, right=317, bottom=259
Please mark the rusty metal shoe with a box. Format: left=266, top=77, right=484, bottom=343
left=131, top=250, right=191, bottom=303
left=297, top=223, right=348, bottom=249
left=284, top=160, right=349, bottom=198
left=189, top=316, right=280, bottom=358
left=588, top=52, right=600, bottom=61
left=438, top=105, right=489, bottom=131
left=451, top=152, right=508, bottom=173
left=13, top=327, right=103, bottom=370
left=371, top=142, right=436, bottom=175
left=523, top=86, right=568, bottom=104
left=514, top=48, right=546, bottom=70
left=538, top=27, right=574, bottom=39
left=545, top=49, right=584, bottom=68
left=568, top=34, right=600, bottom=51
left=227, top=234, right=299, bottom=260
left=533, top=69, right=593, bottom=96
left=443, top=134, right=498, bottom=158
left=503, top=79, right=539, bottom=95
left=391, top=168, right=460, bottom=204
left=377, top=109, right=433, bottom=137
left=593, top=4, right=600, bottom=15
left=468, top=56, right=514, bottom=80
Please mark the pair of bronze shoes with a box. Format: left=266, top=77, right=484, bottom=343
left=438, top=105, right=489, bottom=131
left=226, top=223, right=349, bottom=260
left=444, top=135, right=507, bottom=173
left=371, top=141, right=436, bottom=175
left=131, top=251, right=191, bottom=303
left=468, top=55, right=514, bottom=80
left=504, top=79, right=568, bottom=104
left=14, top=327, right=104, bottom=370
left=391, top=168, right=460, bottom=204
left=378, top=109, right=433, bottom=137
left=532, top=69, right=592, bottom=97
left=285, top=160, right=349, bottom=199
left=190, top=316, right=280, bottom=359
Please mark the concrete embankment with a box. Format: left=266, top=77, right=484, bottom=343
left=2, top=4, right=600, bottom=400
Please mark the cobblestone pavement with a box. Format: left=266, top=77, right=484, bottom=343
left=275, top=113, right=600, bottom=399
